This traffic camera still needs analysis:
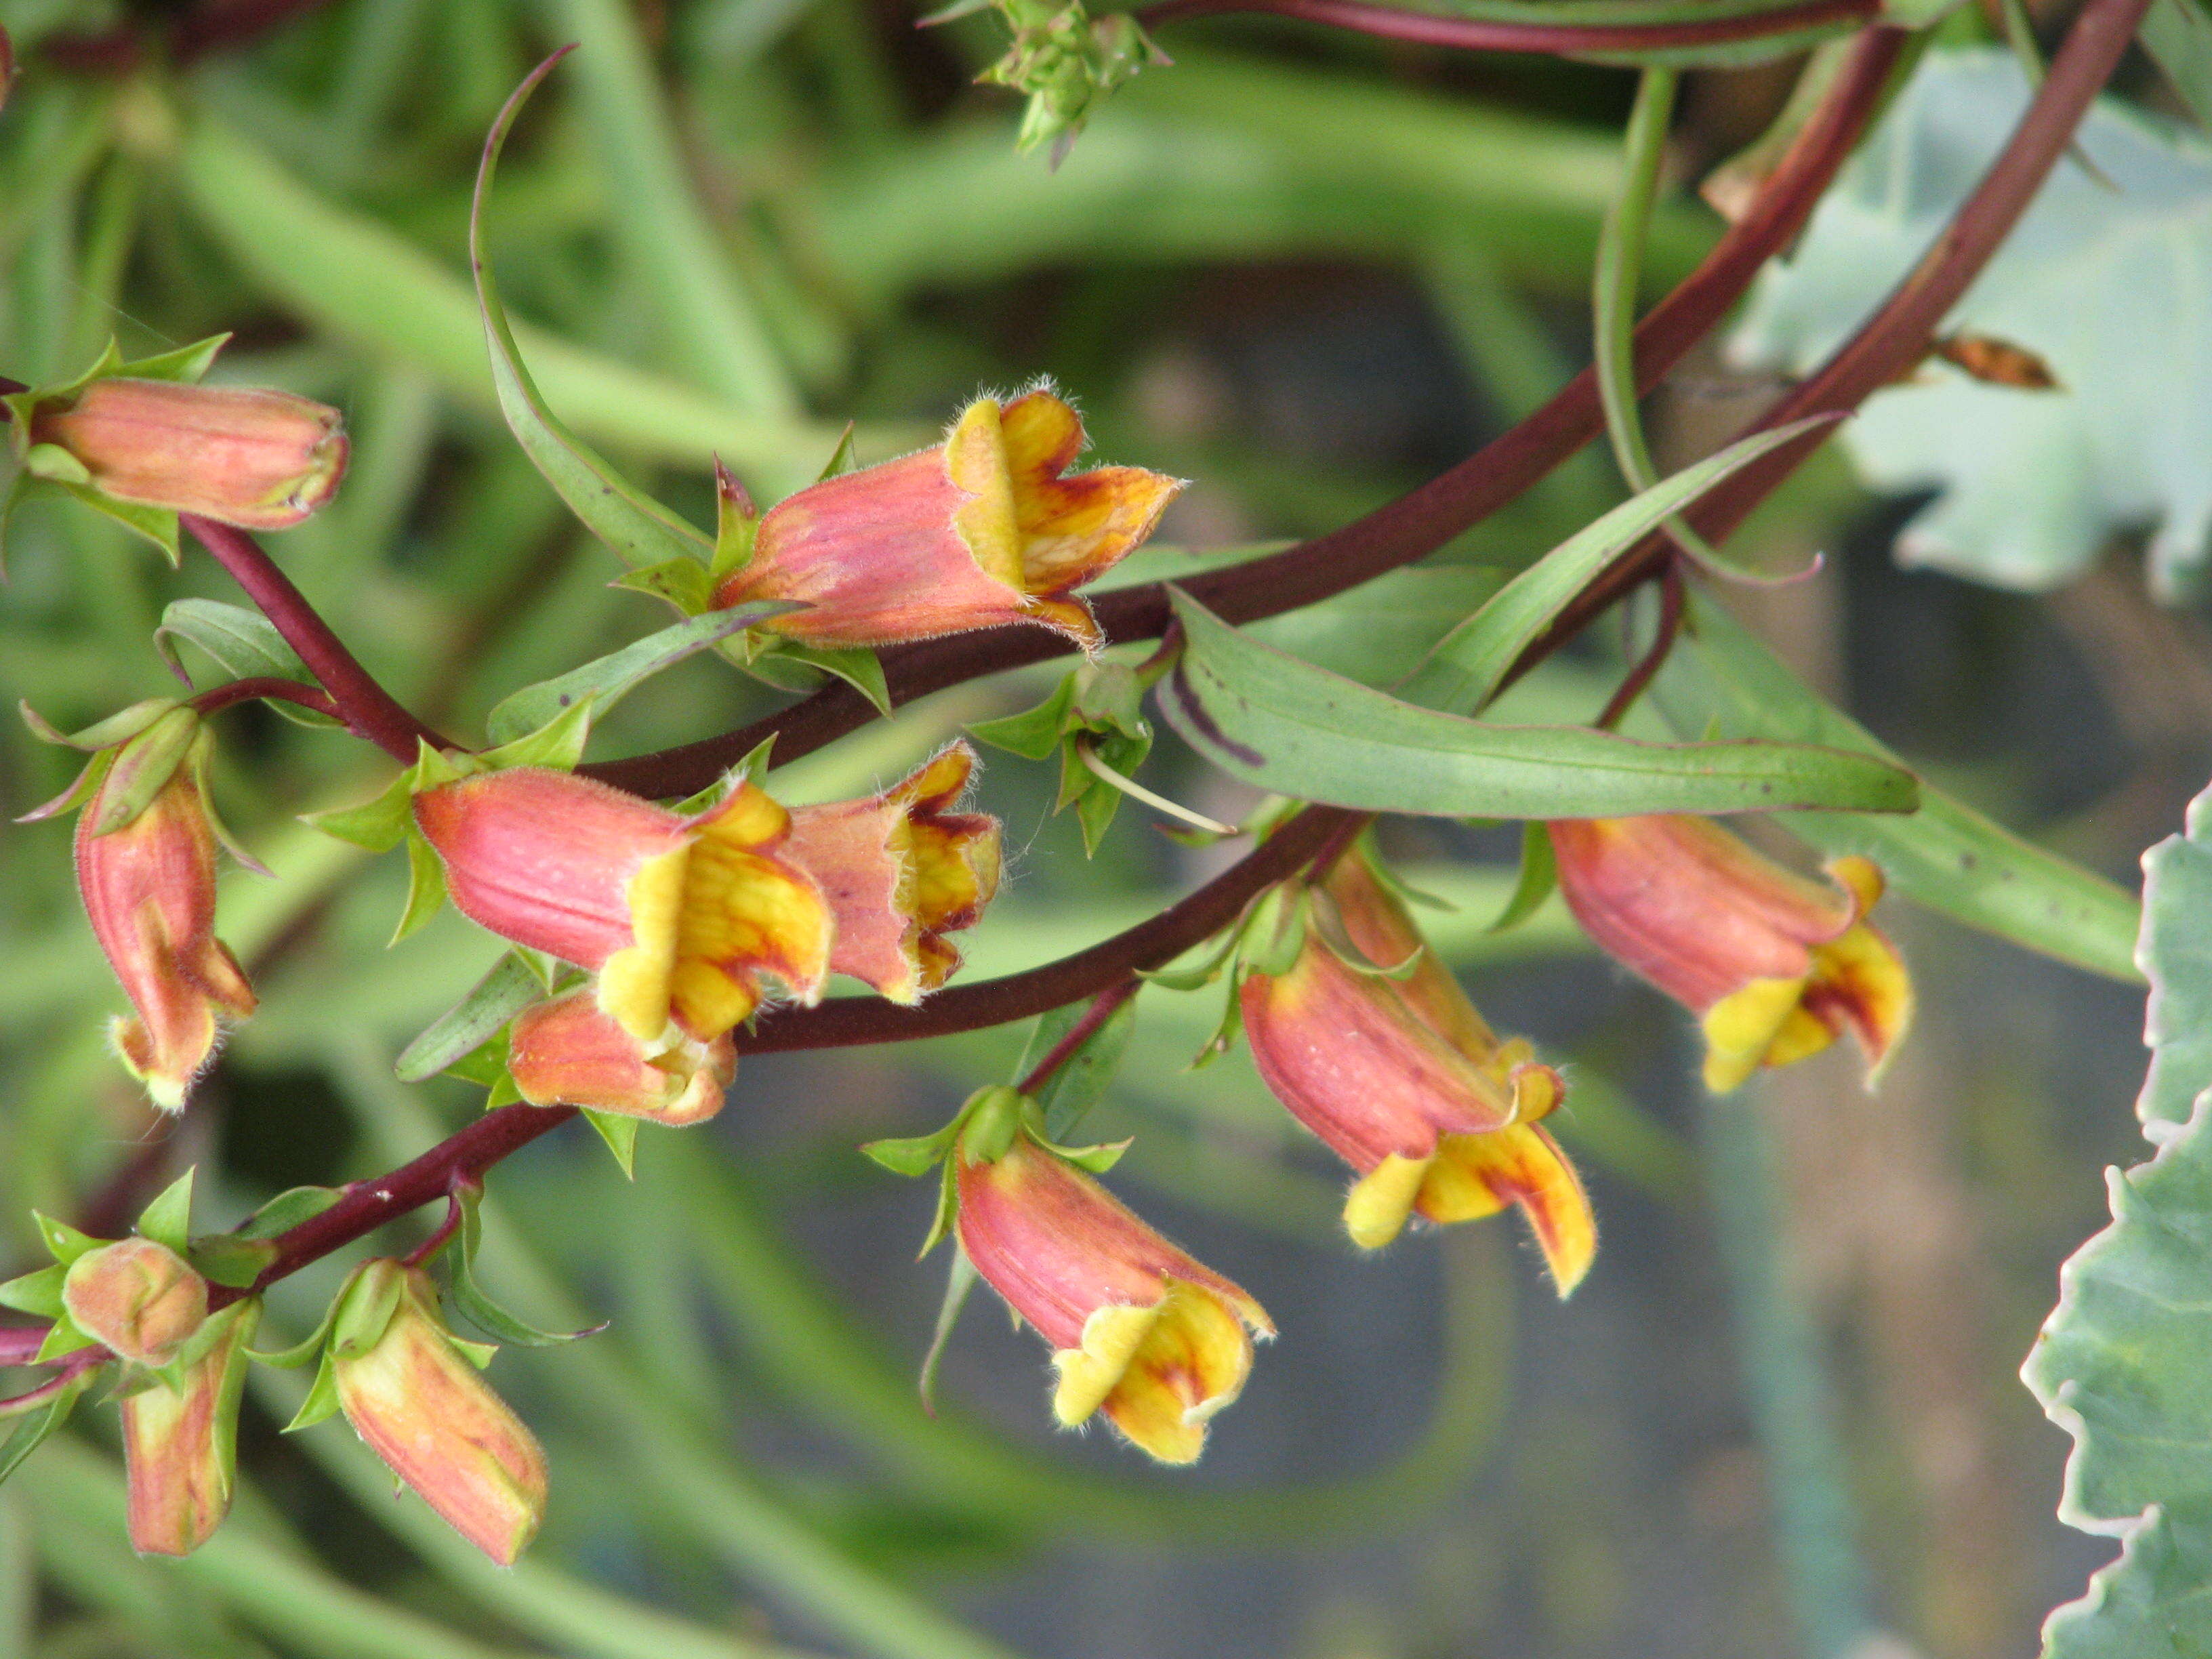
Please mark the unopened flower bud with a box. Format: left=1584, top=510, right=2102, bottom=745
left=1241, top=851, right=1593, bottom=1290
left=712, top=389, right=1181, bottom=652
left=785, top=742, right=1002, bottom=1003
left=1547, top=815, right=1912, bottom=1092
left=413, top=769, right=829, bottom=1046
left=507, top=991, right=735, bottom=1124
left=332, top=1261, right=548, bottom=1565
left=30, top=377, right=347, bottom=530
left=74, top=720, right=256, bottom=1109
left=121, top=1301, right=257, bottom=1556
left=956, top=1113, right=1271, bottom=1464
left=62, top=1237, right=208, bottom=1366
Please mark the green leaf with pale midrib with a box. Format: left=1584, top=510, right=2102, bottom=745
left=1160, top=588, right=1918, bottom=819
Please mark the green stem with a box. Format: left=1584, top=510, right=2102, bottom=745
left=1593, top=66, right=1679, bottom=497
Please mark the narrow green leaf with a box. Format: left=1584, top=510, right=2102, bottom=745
left=1652, top=596, right=2142, bottom=982
left=1163, top=588, right=1918, bottom=819
left=2143, top=0, right=2212, bottom=132
left=470, top=52, right=717, bottom=573
left=0, top=1267, right=64, bottom=1319
left=1487, top=821, right=1559, bottom=933
left=449, top=1185, right=604, bottom=1348
left=134, top=1170, right=194, bottom=1254
left=153, top=600, right=339, bottom=728
left=1399, top=420, right=1821, bottom=715
left=18, top=695, right=178, bottom=753
left=483, top=601, right=799, bottom=747
left=1019, top=996, right=1136, bottom=1140
left=234, top=1186, right=346, bottom=1243
left=0, top=1370, right=95, bottom=1490
left=746, top=640, right=893, bottom=715
left=390, top=831, right=448, bottom=944
left=916, top=1246, right=980, bottom=1414
left=478, top=696, right=594, bottom=773
left=396, top=953, right=543, bottom=1084
left=581, top=1110, right=640, bottom=1179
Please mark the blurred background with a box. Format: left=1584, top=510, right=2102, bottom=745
left=0, top=2, right=2195, bottom=1656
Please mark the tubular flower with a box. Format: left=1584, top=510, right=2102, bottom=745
left=332, top=1261, right=548, bottom=1566
left=31, top=377, right=347, bottom=529
left=120, top=1302, right=256, bottom=1557
left=1240, top=853, right=1593, bottom=1291
left=62, top=1237, right=208, bottom=1366
left=75, top=730, right=256, bottom=1110
left=506, top=991, right=736, bottom=1125
left=413, top=768, right=830, bottom=1044
left=956, top=1105, right=1273, bottom=1465
left=784, top=742, right=1002, bottom=1002
left=711, top=389, right=1183, bottom=652
left=1547, top=814, right=1913, bottom=1094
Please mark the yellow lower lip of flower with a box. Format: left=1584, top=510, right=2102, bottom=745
left=1344, top=1153, right=1433, bottom=1250
left=1700, top=974, right=1811, bottom=1094
left=1421, top=1126, right=1595, bottom=1296
left=600, top=843, right=690, bottom=1042
left=1052, top=1281, right=1255, bottom=1465
left=1806, top=919, right=1914, bottom=1080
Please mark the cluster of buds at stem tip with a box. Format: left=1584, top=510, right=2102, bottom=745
left=25, top=376, right=346, bottom=531
left=1238, top=846, right=1595, bottom=1293
left=712, top=388, right=1182, bottom=653
left=28, top=705, right=257, bottom=1110
left=1547, top=815, right=1913, bottom=1094
left=950, top=1086, right=1273, bottom=1464
left=326, top=1259, right=548, bottom=1565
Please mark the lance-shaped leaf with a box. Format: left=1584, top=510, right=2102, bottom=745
left=483, top=601, right=802, bottom=747
left=472, top=50, right=714, bottom=573
left=1399, top=420, right=1825, bottom=715
left=1652, top=595, right=2141, bottom=983
left=2023, top=779, right=2212, bottom=1656
left=395, top=953, right=546, bottom=1084
left=154, top=600, right=339, bottom=729
left=1160, top=589, right=1917, bottom=820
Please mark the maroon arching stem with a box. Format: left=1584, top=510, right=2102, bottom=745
left=579, top=22, right=1908, bottom=799
left=1134, top=0, right=1875, bottom=55
left=1016, top=979, right=1143, bottom=1094
left=180, top=516, right=452, bottom=764
left=189, top=676, right=343, bottom=722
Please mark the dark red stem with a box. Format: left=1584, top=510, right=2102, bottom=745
left=1017, top=979, right=1143, bottom=1094
left=189, top=676, right=343, bottom=722
left=1593, top=559, right=1685, bottom=731
left=579, top=23, right=1908, bottom=799
left=181, top=516, right=453, bottom=764
left=207, top=1103, right=576, bottom=1311
left=1134, top=0, right=1873, bottom=54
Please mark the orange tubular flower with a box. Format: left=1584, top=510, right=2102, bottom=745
left=1547, top=815, right=1913, bottom=1094
left=506, top=991, right=736, bottom=1125
left=711, top=389, right=1183, bottom=652
left=1240, top=853, right=1593, bottom=1291
left=332, top=1261, right=548, bottom=1566
left=32, top=377, right=347, bottom=529
left=783, top=742, right=1002, bottom=1003
left=956, top=1103, right=1272, bottom=1465
left=75, top=731, right=256, bottom=1111
left=413, top=768, right=830, bottom=1044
